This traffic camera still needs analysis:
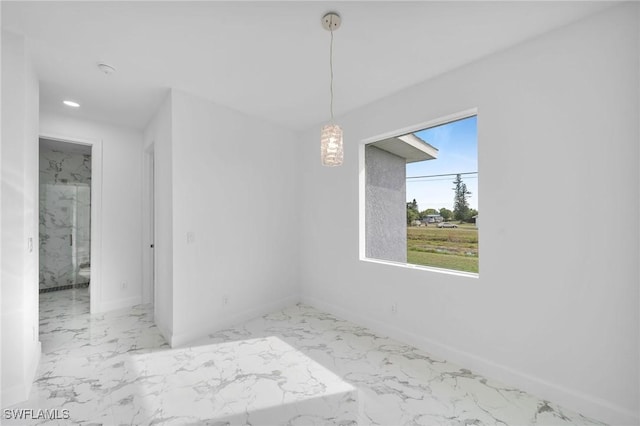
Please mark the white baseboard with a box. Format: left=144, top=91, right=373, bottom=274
left=300, top=294, right=638, bottom=426
left=154, top=321, right=173, bottom=347
left=1, top=306, right=44, bottom=409
left=25, top=340, right=41, bottom=394
left=170, top=294, right=300, bottom=348
left=97, top=296, right=142, bottom=313
left=1, top=341, right=41, bottom=409
left=1, top=383, right=28, bottom=409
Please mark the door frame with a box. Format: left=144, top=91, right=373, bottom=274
left=39, top=133, right=103, bottom=314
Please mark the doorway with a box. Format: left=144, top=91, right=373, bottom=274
left=38, top=138, right=92, bottom=325
left=38, top=134, right=103, bottom=314
left=39, top=139, right=91, bottom=283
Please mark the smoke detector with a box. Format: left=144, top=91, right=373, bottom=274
left=97, top=62, right=116, bottom=75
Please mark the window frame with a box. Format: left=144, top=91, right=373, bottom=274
left=358, top=108, right=479, bottom=278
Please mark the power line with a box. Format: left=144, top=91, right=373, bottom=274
left=406, top=171, right=478, bottom=180
left=408, top=176, right=478, bottom=183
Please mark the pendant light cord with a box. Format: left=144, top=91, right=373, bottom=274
left=329, top=27, right=335, bottom=122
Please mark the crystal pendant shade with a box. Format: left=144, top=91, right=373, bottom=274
left=320, top=123, right=344, bottom=167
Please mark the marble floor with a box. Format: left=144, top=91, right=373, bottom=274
left=5, top=288, right=606, bottom=426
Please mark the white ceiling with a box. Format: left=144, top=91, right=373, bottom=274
left=3, top=1, right=616, bottom=131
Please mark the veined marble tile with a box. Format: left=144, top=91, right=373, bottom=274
left=4, top=288, right=607, bottom=426
left=195, top=307, right=607, bottom=426
left=110, top=337, right=357, bottom=425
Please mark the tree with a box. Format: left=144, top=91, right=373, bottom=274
left=467, top=208, right=478, bottom=223
left=439, top=207, right=453, bottom=221
left=420, top=208, right=438, bottom=218
left=452, top=174, right=472, bottom=222
left=407, top=199, right=420, bottom=225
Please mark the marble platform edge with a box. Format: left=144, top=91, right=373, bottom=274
left=300, top=294, right=625, bottom=425
left=171, top=293, right=301, bottom=348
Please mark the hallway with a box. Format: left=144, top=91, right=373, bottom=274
left=5, top=289, right=606, bottom=425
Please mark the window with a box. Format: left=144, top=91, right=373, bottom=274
left=363, top=113, right=478, bottom=274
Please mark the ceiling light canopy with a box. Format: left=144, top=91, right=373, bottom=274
left=97, top=62, right=116, bottom=75
left=63, top=100, right=80, bottom=108
left=320, top=12, right=343, bottom=167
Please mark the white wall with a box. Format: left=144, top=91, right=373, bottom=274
left=143, top=92, right=173, bottom=340
left=39, top=112, right=144, bottom=313
left=298, top=5, right=639, bottom=425
left=1, top=30, right=40, bottom=408
left=164, top=89, right=299, bottom=346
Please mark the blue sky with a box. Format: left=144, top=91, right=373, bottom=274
left=406, top=115, right=478, bottom=211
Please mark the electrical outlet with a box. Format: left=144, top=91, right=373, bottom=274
left=391, top=303, right=398, bottom=314
left=121, top=282, right=127, bottom=290
left=27, top=237, right=33, bottom=253
left=223, top=295, right=229, bottom=306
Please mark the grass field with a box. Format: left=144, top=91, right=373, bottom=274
left=407, top=224, right=478, bottom=273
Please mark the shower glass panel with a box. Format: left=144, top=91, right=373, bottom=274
left=40, top=183, right=91, bottom=289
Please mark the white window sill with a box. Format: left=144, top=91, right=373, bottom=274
left=360, top=257, right=479, bottom=279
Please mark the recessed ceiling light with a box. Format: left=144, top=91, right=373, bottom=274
left=63, top=100, right=80, bottom=108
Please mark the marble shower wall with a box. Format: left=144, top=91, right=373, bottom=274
left=39, top=143, right=92, bottom=290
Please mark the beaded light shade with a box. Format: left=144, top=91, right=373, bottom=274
left=320, top=123, right=343, bottom=166
left=321, top=12, right=343, bottom=167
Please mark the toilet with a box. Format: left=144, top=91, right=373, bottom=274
left=78, top=267, right=91, bottom=280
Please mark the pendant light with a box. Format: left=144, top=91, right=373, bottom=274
left=320, top=12, right=343, bottom=167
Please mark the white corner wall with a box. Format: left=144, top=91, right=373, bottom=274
left=298, top=5, right=639, bottom=425
left=39, top=112, right=144, bottom=313
left=166, top=89, right=300, bottom=346
left=1, top=30, right=41, bottom=408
